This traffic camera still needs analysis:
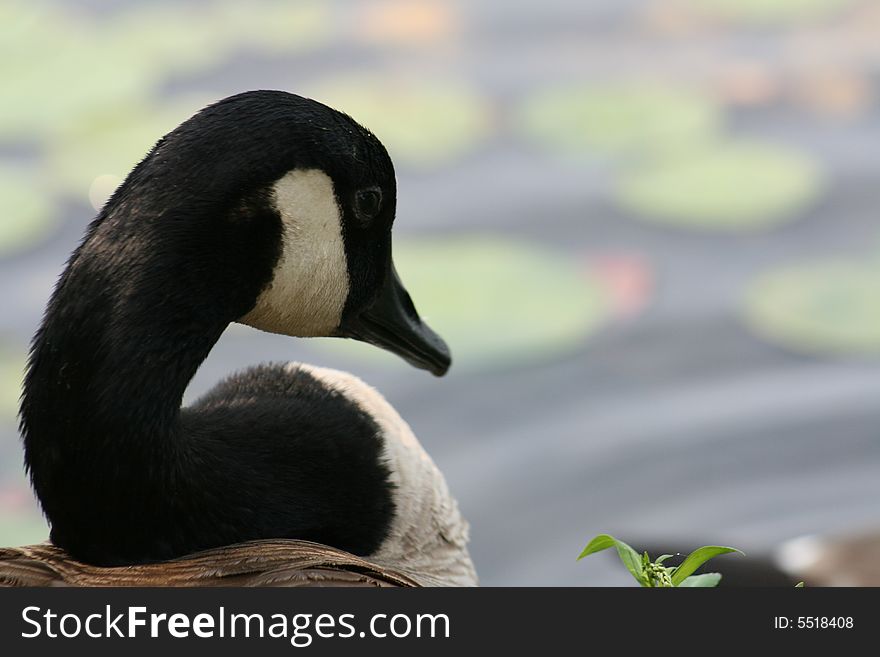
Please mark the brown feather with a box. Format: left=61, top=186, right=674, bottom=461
left=0, top=540, right=419, bottom=588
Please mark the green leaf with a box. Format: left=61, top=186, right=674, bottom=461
left=577, top=533, right=615, bottom=559
left=679, top=573, right=722, bottom=587
left=578, top=534, right=644, bottom=584
left=671, top=546, right=743, bottom=586
left=655, top=554, right=676, bottom=565
left=795, top=581, right=805, bottom=588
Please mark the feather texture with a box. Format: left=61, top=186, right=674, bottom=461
left=0, top=541, right=418, bottom=587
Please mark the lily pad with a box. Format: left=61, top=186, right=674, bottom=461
left=107, top=0, right=331, bottom=72
left=309, top=78, right=490, bottom=167
left=102, top=4, right=232, bottom=79
left=0, top=349, right=24, bottom=421
left=0, top=167, right=57, bottom=257
left=745, top=261, right=880, bottom=354
left=48, top=96, right=216, bottom=200
left=316, top=237, right=608, bottom=371
left=617, top=142, right=822, bottom=230
left=0, top=508, right=48, bottom=546
left=0, top=1, right=331, bottom=142
left=517, top=85, right=720, bottom=158
left=0, top=4, right=155, bottom=141
left=211, top=0, right=332, bottom=55
left=689, top=0, right=855, bottom=24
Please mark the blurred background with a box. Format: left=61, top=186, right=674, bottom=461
left=2, top=0, right=880, bottom=585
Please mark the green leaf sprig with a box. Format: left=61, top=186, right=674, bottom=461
left=578, top=534, right=742, bottom=587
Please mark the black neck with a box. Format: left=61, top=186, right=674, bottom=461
left=20, top=190, right=281, bottom=534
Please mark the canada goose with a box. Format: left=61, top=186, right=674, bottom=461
left=9, top=90, right=477, bottom=587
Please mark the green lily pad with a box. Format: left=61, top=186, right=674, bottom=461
left=106, top=1, right=330, bottom=75
left=0, top=168, right=57, bottom=257
left=517, top=85, right=720, bottom=157
left=210, top=0, right=332, bottom=55
left=617, top=142, right=822, bottom=230
left=690, top=0, right=855, bottom=24
left=0, top=349, right=24, bottom=421
left=48, top=96, right=216, bottom=200
left=0, top=1, right=331, bottom=142
left=309, top=78, right=490, bottom=167
left=0, top=508, right=48, bottom=546
left=0, top=4, right=155, bottom=141
left=315, top=237, right=608, bottom=371
left=745, top=261, right=880, bottom=354
left=102, top=5, right=232, bottom=79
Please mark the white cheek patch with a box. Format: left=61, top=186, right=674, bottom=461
left=239, top=169, right=349, bottom=337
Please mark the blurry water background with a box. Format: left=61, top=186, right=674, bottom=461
left=1, top=0, right=879, bottom=585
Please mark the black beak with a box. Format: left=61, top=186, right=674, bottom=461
left=339, top=261, right=451, bottom=376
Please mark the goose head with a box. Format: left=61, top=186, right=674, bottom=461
left=113, top=89, right=450, bottom=376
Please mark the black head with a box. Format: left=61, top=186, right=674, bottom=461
left=114, top=90, right=450, bottom=376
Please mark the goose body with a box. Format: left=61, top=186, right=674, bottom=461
left=17, top=91, right=476, bottom=586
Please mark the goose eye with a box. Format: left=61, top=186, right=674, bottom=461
left=355, top=188, right=382, bottom=223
